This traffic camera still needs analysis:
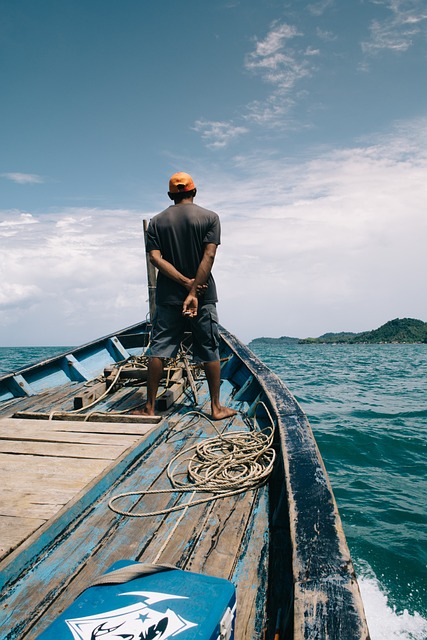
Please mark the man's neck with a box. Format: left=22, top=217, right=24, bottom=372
left=175, top=197, right=194, bottom=206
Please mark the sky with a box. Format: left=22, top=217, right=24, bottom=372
left=1, top=0, right=427, bottom=346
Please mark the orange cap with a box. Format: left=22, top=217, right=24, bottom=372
left=168, top=172, right=196, bottom=194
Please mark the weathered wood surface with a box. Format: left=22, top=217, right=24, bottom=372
left=0, top=378, right=146, bottom=419
left=0, top=382, right=84, bottom=417
left=11, top=411, right=161, bottom=423
left=0, top=417, right=157, bottom=560
left=0, top=382, right=267, bottom=640
left=73, top=380, right=107, bottom=409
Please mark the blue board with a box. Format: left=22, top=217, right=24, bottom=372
left=38, top=561, right=236, bottom=640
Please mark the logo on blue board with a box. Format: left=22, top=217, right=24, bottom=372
left=65, top=591, right=197, bottom=640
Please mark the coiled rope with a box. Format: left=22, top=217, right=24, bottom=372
left=108, top=404, right=276, bottom=518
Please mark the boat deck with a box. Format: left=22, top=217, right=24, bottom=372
left=0, top=326, right=371, bottom=639
left=0, top=369, right=272, bottom=640
left=0, top=416, right=158, bottom=558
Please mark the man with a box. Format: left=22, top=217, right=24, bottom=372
left=141, top=171, right=236, bottom=420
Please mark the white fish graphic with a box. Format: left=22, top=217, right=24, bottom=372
left=65, top=591, right=197, bottom=640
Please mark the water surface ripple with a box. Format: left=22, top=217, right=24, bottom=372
left=250, top=343, right=427, bottom=638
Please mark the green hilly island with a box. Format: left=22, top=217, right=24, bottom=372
left=250, top=318, right=427, bottom=346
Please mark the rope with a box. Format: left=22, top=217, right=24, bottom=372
left=47, top=355, right=183, bottom=420
left=108, top=403, right=276, bottom=518
left=48, top=362, right=129, bottom=419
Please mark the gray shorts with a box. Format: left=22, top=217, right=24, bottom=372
left=147, top=303, right=220, bottom=363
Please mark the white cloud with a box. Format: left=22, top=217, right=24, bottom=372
left=2, top=118, right=427, bottom=345
left=0, top=212, right=39, bottom=235
left=243, top=94, right=297, bottom=128
left=1, top=172, right=44, bottom=184
left=0, top=283, right=42, bottom=311
left=245, top=22, right=309, bottom=90
left=200, top=117, right=427, bottom=340
left=308, top=0, right=335, bottom=16
left=243, top=21, right=317, bottom=128
left=194, top=20, right=319, bottom=146
left=362, top=0, right=427, bottom=54
left=0, top=207, right=150, bottom=344
left=192, top=119, right=248, bottom=149
left=305, top=47, right=321, bottom=56
left=316, top=27, right=337, bottom=42
left=247, top=23, right=300, bottom=60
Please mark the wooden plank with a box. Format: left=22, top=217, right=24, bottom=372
left=231, top=487, right=270, bottom=640
left=0, top=454, right=110, bottom=559
left=11, top=411, right=161, bottom=423
left=0, top=517, right=45, bottom=558
left=101, top=385, right=148, bottom=413
left=52, top=420, right=154, bottom=434
left=137, top=494, right=218, bottom=568
left=73, top=380, right=107, bottom=409
left=0, top=418, right=159, bottom=560
left=0, top=439, right=128, bottom=458
left=104, top=366, right=148, bottom=380
left=0, top=418, right=153, bottom=436
left=0, top=382, right=82, bottom=418
left=0, top=417, right=168, bottom=594
left=0, top=428, right=144, bottom=448
left=1, top=446, right=188, bottom=635
left=157, top=379, right=186, bottom=410
left=0, top=454, right=110, bottom=510
left=185, top=491, right=256, bottom=578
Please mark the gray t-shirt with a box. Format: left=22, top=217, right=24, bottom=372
left=146, top=203, right=221, bottom=305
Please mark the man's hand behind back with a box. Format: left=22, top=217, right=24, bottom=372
left=183, top=293, right=198, bottom=317
left=186, top=278, right=207, bottom=297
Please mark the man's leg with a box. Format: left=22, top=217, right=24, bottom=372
left=192, top=304, right=237, bottom=420
left=204, top=360, right=237, bottom=420
left=136, top=305, right=183, bottom=416
left=142, top=357, right=164, bottom=416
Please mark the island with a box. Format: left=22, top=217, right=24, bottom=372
left=249, top=318, right=427, bottom=346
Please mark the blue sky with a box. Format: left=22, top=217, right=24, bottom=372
left=1, top=0, right=427, bottom=345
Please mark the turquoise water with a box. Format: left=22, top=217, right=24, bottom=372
left=250, top=342, right=427, bottom=640
left=1, top=344, right=426, bottom=639
left=0, top=347, right=71, bottom=376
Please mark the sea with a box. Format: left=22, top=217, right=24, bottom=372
left=1, top=343, right=426, bottom=640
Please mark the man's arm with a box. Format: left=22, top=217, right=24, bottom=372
left=149, top=249, right=209, bottom=296
left=183, top=243, right=217, bottom=317
left=149, top=250, right=192, bottom=290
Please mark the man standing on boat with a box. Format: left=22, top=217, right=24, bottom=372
left=140, top=171, right=236, bottom=420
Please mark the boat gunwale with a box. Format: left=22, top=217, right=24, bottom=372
left=0, top=320, right=150, bottom=385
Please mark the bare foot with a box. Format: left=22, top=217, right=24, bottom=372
left=211, top=406, right=238, bottom=421
left=130, top=405, right=155, bottom=416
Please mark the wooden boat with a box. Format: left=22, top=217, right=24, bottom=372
left=0, top=319, right=369, bottom=639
